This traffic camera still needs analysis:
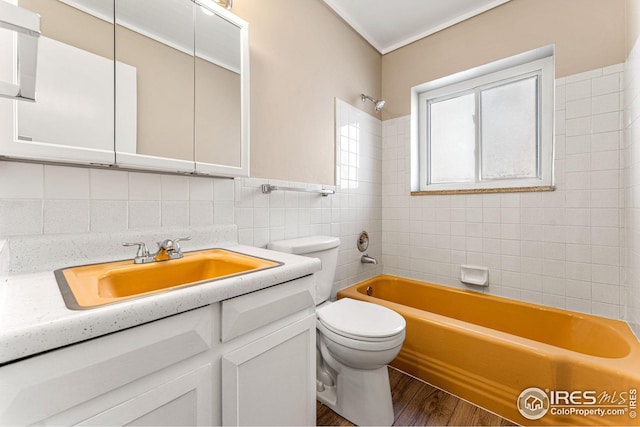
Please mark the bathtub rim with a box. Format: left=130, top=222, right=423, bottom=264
left=339, top=274, right=640, bottom=362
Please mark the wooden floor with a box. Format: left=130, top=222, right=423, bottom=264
left=317, top=367, right=517, bottom=426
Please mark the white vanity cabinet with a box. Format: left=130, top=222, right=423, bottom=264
left=0, top=275, right=316, bottom=426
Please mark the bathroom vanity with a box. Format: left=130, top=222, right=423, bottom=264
left=0, top=234, right=320, bottom=426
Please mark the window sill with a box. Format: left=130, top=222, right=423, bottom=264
left=411, top=185, right=555, bottom=196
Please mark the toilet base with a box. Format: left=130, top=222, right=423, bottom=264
left=317, top=362, right=394, bottom=426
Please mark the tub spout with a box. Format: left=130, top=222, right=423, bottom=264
left=361, top=254, right=378, bottom=265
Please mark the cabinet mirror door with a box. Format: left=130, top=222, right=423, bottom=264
left=194, top=2, right=249, bottom=177
left=0, top=0, right=115, bottom=165
left=114, top=0, right=195, bottom=173
left=0, top=0, right=249, bottom=177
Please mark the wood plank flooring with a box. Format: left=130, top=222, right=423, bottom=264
left=317, top=367, right=517, bottom=426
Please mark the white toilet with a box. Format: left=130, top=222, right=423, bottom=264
left=267, top=236, right=406, bottom=426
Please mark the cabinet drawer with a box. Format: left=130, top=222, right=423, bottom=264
left=0, top=306, right=212, bottom=426
left=221, top=275, right=315, bottom=342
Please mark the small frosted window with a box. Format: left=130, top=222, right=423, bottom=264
left=429, top=93, right=475, bottom=183
left=480, top=76, right=538, bottom=180
left=413, top=46, right=554, bottom=193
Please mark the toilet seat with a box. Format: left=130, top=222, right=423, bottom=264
left=316, top=298, right=406, bottom=346
left=317, top=319, right=406, bottom=352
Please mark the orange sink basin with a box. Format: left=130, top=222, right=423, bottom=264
left=55, top=249, right=281, bottom=309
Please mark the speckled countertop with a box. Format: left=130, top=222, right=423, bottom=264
left=0, top=235, right=320, bottom=365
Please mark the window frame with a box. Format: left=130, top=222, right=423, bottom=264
left=411, top=45, right=555, bottom=194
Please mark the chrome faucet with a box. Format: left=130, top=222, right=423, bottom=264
left=154, top=237, right=190, bottom=261
left=361, top=254, right=378, bottom=265
left=123, top=237, right=191, bottom=264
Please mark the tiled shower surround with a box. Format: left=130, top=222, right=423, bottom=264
left=1, top=65, right=638, bottom=323
left=383, top=64, right=626, bottom=319
left=233, top=99, right=383, bottom=293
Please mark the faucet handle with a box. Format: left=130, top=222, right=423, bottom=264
left=172, top=236, right=191, bottom=253
left=123, top=242, right=150, bottom=263
left=157, top=239, right=174, bottom=251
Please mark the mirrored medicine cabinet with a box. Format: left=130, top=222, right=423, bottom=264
left=0, top=0, right=249, bottom=177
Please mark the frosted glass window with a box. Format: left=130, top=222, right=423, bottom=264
left=429, top=93, right=476, bottom=183
left=414, top=46, right=554, bottom=193
left=481, top=76, right=538, bottom=180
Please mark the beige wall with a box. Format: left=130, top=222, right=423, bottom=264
left=382, top=0, right=627, bottom=119
left=628, top=0, right=640, bottom=54
left=233, top=0, right=382, bottom=185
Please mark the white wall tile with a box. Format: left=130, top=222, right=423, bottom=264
left=592, top=112, right=622, bottom=134
left=161, top=175, right=189, bottom=201
left=592, top=131, right=621, bottom=152
left=592, top=73, right=621, bottom=96
left=213, top=201, right=234, bottom=225
left=213, top=179, right=234, bottom=202
left=90, top=200, right=128, bottom=232
left=592, top=92, right=621, bottom=115
left=189, top=177, right=213, bottom=201
left=566, top=98, right=591, bottom=119
left=189, top=201, right=214, bottom=226
left=44, top=165, right=90, bottom=200
left=0, top=200, right=42, bottom=236
left=566, top=135, right=591, bottom=154
left=91, top=170, right=129, bottom=202
left=566, top=79, right=592, bottom=101
left=160, top=201, right=188, bottom=227
left=129, top=172, right=161, bottom=201
left=44, top=200, right=89, bottom=233
left=0, top=162, right=43, bottom=199
left=128, top=200, right=161, bottom=229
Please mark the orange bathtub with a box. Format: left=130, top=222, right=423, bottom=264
left=338, top=275, right=640, bottom=426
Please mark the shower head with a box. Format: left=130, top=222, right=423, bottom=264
left=361, top=94, right=385, bottom=112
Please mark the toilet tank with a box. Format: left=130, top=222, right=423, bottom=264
left=267, top=236, right=340, bottom=305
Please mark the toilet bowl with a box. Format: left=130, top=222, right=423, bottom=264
left=317, top=298, right=405, bottom=369
left=267, top=236, right=406, bottom=426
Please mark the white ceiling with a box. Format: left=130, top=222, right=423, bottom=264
left=322, top=0, right=512, bottom=54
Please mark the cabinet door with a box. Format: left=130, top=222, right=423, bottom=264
left=0, top=306, right=213, bottom=426
left=222, top=315, right=316, bottom=426
left=0, top=0, right=116, bottom=166
left=79, top=364, right=212, bottom=426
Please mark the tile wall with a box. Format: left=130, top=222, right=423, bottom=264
left=382, top=65, right=626, bottom=320
left=624, top=38, right=640, bottom=334
left=0, top=162, right=235, bottom=236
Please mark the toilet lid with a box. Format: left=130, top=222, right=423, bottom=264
left=317, top=298, right=406, bottom=339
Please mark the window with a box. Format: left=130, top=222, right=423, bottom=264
left=411, top=45, right=555, bottom=194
